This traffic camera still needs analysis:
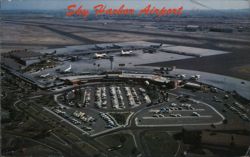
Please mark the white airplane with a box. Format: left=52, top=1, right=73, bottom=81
left=181, top=74, right=186, bottom=78
left=40, top=73, right=50, bottom=78
left=94, top=53, right=107, bottom=59
left=120, top=49, right=133, bottom=56
left=195, top=75, right=201, bottom=79
left=191, top=74, right=200, bottom=80
left=176, top=74, right=186, bottom=79
left=64, top=64, right=72, bottom=73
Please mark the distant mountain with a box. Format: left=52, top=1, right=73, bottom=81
left=181, top=9, right=250, bottom=18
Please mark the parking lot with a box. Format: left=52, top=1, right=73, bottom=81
left=58, top=83, right=152, bottom=111
left=52, top=83, right=155, bottom=134
left=135, top=97, right=225, bottom=127
left=50, top=106, right=121, bottom=135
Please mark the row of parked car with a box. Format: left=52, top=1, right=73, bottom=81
left=99, top=112, right=117, bottom=128
left=72, top=111, right=95, bottom=132
left=125, top=87, right=139, bottom=107
left=53, top=108, right=81, bottom=125
left=95, top=87, right=107, bottom=109
left=83, top=89, right=91, bottom=107
left=152, top=111, right=200, bottom=118
left=151, top=102, right=200, bottom=118
left=114, top=86, right=126, bottom=109
left=139, top=88, right=151, bottom=104
left=72, top=111, right=95, bottom=123
left=110, top=86, right=126, bottom=109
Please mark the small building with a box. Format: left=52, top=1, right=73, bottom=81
left=184, top=82, right=201, bottom=90
left=209, top=27, right=233, bottom=33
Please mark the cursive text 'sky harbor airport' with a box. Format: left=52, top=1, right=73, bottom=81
left=67, top=4, right=183, bottom=17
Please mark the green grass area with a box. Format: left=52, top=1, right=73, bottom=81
left=78, top=142, right=101, bottom=157
left=142, top=131, right=179, bottom=157
left=33, top=96, right=56, bottom=107
left=96, top=133, right=138, bottom=156
left=2, top=135, right=62, bottom=157
left=109, top=112, right=132, bottom=125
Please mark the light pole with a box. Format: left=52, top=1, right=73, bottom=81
left=109, top=56, right=114, bottom=71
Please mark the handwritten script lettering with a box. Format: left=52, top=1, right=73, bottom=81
left=66, top=4, right=183, bottom=18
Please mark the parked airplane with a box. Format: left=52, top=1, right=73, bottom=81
left=40, top=73, right=50, bottom=78
left=61, top=64, right=72, bottom=73
left=94, top=53, right=107, bottom=59
left=143, top=48, right=157, bottom=53
left=191, top=74, right=201, bottom=80
left=149, top=43, right=163, bottom=48
left=120, top=49, right=133, bottom=56
left=180, top=74, right=186, bottom=78
left=176, top=74, right=186, bottom=79
left=44, top=50, right=57, bottom=56
left=143, top=43, right=163, bottom=53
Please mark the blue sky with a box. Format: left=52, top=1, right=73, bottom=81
left=1, top=0, right=250, bottom=10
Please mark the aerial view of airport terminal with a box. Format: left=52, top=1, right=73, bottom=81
left=1, top=0, right=250, bottom=157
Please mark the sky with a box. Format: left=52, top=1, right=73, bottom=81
left=1, top=0, right=250, bottom=10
